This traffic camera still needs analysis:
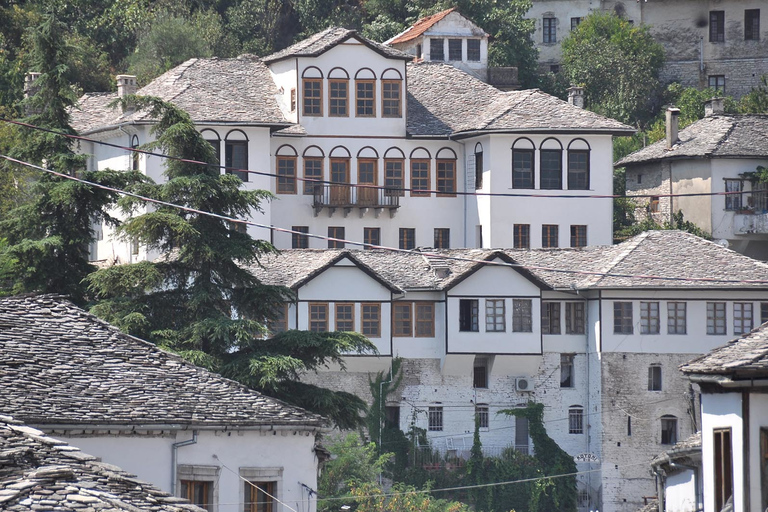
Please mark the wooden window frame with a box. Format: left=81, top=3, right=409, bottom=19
left=328, top=79, right=349, bottom=117
left=667, top=301, right=687, bottom=334
left=415, top=301, right=435, bottom=337
left=714, top=428, right=733, bottom=511
left=291, top=226, right=309, bottom=249
left=276, top=156, right=297, bottom=194
left=357, top=158, right=378, bottom=206
left=384, top=158, right=405, bottom=196
left=707, top=301, right=727, bottom=335
left=514, top=224, right=530, bottom=249
left=302, top=78, right=322, bottom=116
left=180, top=480, right=213, bottom=512
left=512, top=149, right=534, bottom=189
left=361, top=302, right=381, bottom=338
left=570, top=225, right=587, bottom=248
left=648, top=365, right=662, bottom=391
left=640, top=301, right=660, bottom=335
left=410, top=159, right=431, bottom=197
left=303, top=157, right=323, bottom=195
left=393, top=302, right=413, bottom=337
left=542, top=301, right=561, bottom=335
left=327, top=226, right=345, bottom=249
left=542, top=224, right=559, bottom=248
left=734, top=302, right=753, bottom=335
left=460, top=299, right=479, bottom=332
left=614, top=301, right=633, bottom=334
left=355, top=80, right=376, bottom=117
left=565, top=302, right=585, bottom=334
left=399, top=228, right=415, bottom=250
left=434, top=228, right=450, bottom=249
left=363, top=227, right=380, bottom=249
left=334, top=302, right=355, bottom=332
left=436, top=159, right=457, bottom=196
left=381, top=80, right=402, bottom=118
left=245, top=480, right=276, bottom=512
left=309, top=302, right=328, bottom=332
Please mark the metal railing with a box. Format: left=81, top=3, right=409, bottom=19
left=312, top=183, right=401, bottom=209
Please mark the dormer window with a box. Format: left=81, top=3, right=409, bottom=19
left=448, top=39, right=462, bottom=61
left=302, top=67, right=323, bottom=117
left=467, top=40, right=480, bottom=61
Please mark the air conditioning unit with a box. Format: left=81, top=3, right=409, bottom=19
left=515, top=377, right=534, bottom=392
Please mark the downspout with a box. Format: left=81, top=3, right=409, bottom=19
left=171, top=430, right=198, bottom=494
left=743, top=390, right=750, bottom=512
left=583, top=290, right=593, bottom=509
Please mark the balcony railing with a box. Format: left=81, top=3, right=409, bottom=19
left=312, top=184, right=401, bottom=217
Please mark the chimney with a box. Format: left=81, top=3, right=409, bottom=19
left=666, top=107, right=680, bottom=149
left=24, top=72, right=41, bottom=98
left=704, top=97, right=725, bottom=117
left=567, top=85, right=584, bottom=109
left=116, top=75, right=138, bottom=98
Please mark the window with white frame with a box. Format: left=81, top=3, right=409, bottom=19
left=460, top=299, right=479, bottom=332
left=513, top=299, right=532, bottom=332
left=486, top=299, right=506, bottom=332
left=178, top=465, right=220, bottom=512
left=569, top=406, right=584, bottom=434
left=640, top=301, right=660, bottom=334
left=724, top=179, right=742, bottom=210
left=667, top=302, right=687, bottom=334
left=240, top=467, right=282, bottom=512
left=428, top=406, right=443, bottom=431
left=476, top=404, right=489, bottom=429
left=734, top=302, right=753, bottom=335
left=707, top=302, right=727, bottom=335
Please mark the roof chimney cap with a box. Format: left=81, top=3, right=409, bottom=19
left=567, top=85, right=585, bottom=109
left=704, top=97, right=725, bottom=117
left=116, top=75, right=138, bottom=98
left=666, top=107, right=681, bottom=149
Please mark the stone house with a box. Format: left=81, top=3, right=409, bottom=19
left=249, top=230, right=768, bottom=512
left=0, top=295, right=328, bottom=512
left=617, top=99, right=768, bottom=259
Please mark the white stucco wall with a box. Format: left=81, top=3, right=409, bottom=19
left=665, top=468, right=698, bottom=512
left=701, top=392, right=744, bottom=512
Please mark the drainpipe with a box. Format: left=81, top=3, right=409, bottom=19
left=171, top=430, right=198, bottom=494
left=699, top=36, right=704, bottom=73
left=379, top=370, right=392, bottom=486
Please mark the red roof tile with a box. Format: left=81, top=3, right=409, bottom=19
left=388, top=8, right=457, bottom=45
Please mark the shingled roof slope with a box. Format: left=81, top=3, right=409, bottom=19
left=681, top=323, right=768, bottom=377
left=651, top=431, right=701, bottom=468
left=0, top=415, right=203, bottom=511
left=0, top=295, right=326, bottom=428
left=386, top=8, right=459, bottom=45
left=616, top=114, right=768, bottom=166
left=406, top=63, right=634, bottom=136
left=71, top=56, right=289, bottom=134
left=263, top=27, right=411, bottom=63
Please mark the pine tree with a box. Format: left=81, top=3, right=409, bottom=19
left=0, top=13, right=141, bottom=304
left=86, top=96, right=375, bottom=428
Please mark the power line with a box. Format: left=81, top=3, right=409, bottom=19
left=4, top=152, right=768, bottom=286
left=0, top=117, right=752, bottom=201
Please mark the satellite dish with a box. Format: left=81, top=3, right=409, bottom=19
left=715, top=239, right=730, bottom=248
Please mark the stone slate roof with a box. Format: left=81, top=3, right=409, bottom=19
left=635, top=499, right=658, bottom=512
left=651, top=432, right=701, bottom=468
left=263, top=27, right=411, bottom=63
left=616, top=114, right=768, bottom=166
left=387, top=8, right=460, bottom=45
left=0, top=415, right=203, bottom=511
left=72, top=56, right=289, bottom=134
left=681, top=323, right=768, bottom=377
left=253, top=231, right=768, bottom=291
left=0, top=295, right=326, bottom=428
left=406, top=63, right=634, bottom=136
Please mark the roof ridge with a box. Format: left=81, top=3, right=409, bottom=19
left=582, top=232, right=650, bottom=287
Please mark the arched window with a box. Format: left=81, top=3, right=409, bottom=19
left=354, top=68, right=376, bottom=117
left=302, top=67, right=323, bottom=117
left=329, top=146, right=351, bottom=205
left=303, top=146, right=324, bottom=195
left=328, top=68, right=349, bottom=117
left=200, top=129, right=221, bottom=171
left=436, top=148, right=457, bottom=196
left=539, top=138, right=563, bottom=190
left=567, top=139, right=590, bottom=190
left=224, top=130, right=249, bottom=182
left=381, top=68, right=403, bottom=118
left=512, top=138, right=535, bottom=189
left=474, top=142, right=483, bottom=190
left=130, top=134, right=140, bottom=171
left=275, top=145, right=298, bottom=194
left=409, top=147, right=431, bottom=197
left=384, top=147, right=405, bottom=197
left=357, top=146, right=379, bottom=205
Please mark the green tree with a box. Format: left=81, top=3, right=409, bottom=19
left=86, top=96, right=375, bottom=428
left=740, top=74, right=768, bottom=113
left=349, top=482, right=470, bottom=512
left=562, top=11, right=665, bottom=126
left=0, top=13, right=140, bottom=304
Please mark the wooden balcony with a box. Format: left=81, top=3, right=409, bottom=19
left=312, top=183, right=401, bottom=218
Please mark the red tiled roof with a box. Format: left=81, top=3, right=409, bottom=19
left=388, top=8, right=456, bottom=45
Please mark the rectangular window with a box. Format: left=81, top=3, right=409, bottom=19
left=436, top=159, right=456, bottom=196
left=460, top=299, right=479, bottom=332
left=276, top=156, right=297, bottom=194
left=448, top=38, right=462, bottom=60
left=329, top=79, right=348, bottom=117
left=542, top=225, right=559, bottom=248
left=292, top=226, right=309, bottom=249
left=762, top=302, right=768, bottom=324
left=473, top=358, right=488, bottom=388
left=434, top=228, right=450, bottom=249
left=410, top=159, right=430, bottom=197
left=385, top=406, right=400, bottom=428
left=225, top=140, right=249, bottom=181
left=614, top=302, right=633, bottom=334
left=650, top=196, right=660, bottom=212
left=515, top=416, right=529, bottom=454
left=269, top=303, right=288, bottom=335
left=303, top=157, right=323, bottom=195
left=710, top=11, right=725, bottom=42
left=329, top=158, right=350, bottom=206
left=514, top=224, right=530, bottom=249
left=476, top=405, right=489, bottom=429
left=570, top=225, right=587, bottom=248
left=204, top=138, right=220, bottom=170
left=393, top=303, right=412, bottom=337
left=543, top=17, right=557, bottom=43
left=430, top=38, right=444, bottom=61
left=361, top=303, right=381, bottom=338
left=385, top=159, right=404, bottom=196
left=328, top=226, right=345, bottom=249
left=382, top=80, right=402, bottom=117
left=725, top=179, right=743, bottom=210
left=399, top=228, right=415, bottom=250
left=180, top=480, right=213, bottom=511
left=640, top=301, right=660, bottom=335
left=428, top=406, right=443, bottom=431
left=661, top=416, right=677, bottom=445
left=714, top=428, right=734, bottom=512
left=745, top=9, right=760, bottom=40
left=486, top=299, right=506, bottom=332
left=363, top=227, right=380, bottom=249
left=356, top=80, right=375, bottom=117
left=569, top=407, right=584, bottom=434
left=571, top=17, right=581, bottom=31
left=309, top=303, right=328, bottom=332
left=335, top=303, right=354, bottom=332
left=290, top=88, right=296, bottom=112
left=560, top=354, right=574, bottom=388
left=648, top=365, right=662, bottom=391
left=709, top=75, right=726, bottom=93
left=512, top=150, right=534, bottom=189
left=734, top=302, right=753, bottom=335
left=245, top=481, right=275, bottom=512
left=565, top=302, right=585, bottom=334
left=415, top=302, right=435, bottom=337
left=513, top=299, right=532, bottom=332
left=706, top=302, right=727, bottom=334
left=540, top=149, right=562, bottom=189
left=303, top=78, right=322, bottom=116
left=542, top=302, right=561, bottom=335
left=474, top=150, right=483, bottom=189
left=467, top=39, right=481, bottom=61
left=568, top=150, right=589, bottom=190
left=667, top=302, right=687, bottom=334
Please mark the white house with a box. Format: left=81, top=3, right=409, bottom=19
left=618, top=100, right=768, bottom=259
left=69, top=26, right=633, bottom=262
left=249, top=230, right=768, bottom=512
left=680, top=322, right=768, bottom=512
left=648, top=432, right=703, bottom=512
left=0, top=295, right=328, bottom=512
